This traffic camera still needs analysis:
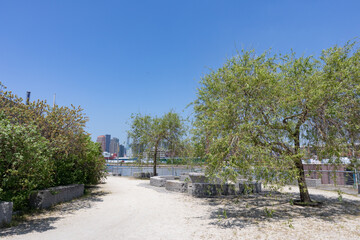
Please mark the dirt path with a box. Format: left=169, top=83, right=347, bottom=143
left=1, top=176, right=360, bottom=240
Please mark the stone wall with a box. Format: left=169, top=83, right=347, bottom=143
left=165, top=180, right=188, bottom=193
left=237, top=180, right=262, bottom=194
left=29, top=184, right=84, bottom=209
left=179, top=173, right=190, bottom=182
left=133, top=172, right=154, bottom=179
left=190, top=183, right=236, bottom=197
left=188, top=173, right=208, bottom=183
left=0, top=201, right=13, bottom=227
left=150, top=176, right=175, bottom=187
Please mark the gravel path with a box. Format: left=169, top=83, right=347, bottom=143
left=1, top=176, right=360, bottom=240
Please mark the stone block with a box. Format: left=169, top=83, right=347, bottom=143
left=237, top=180, right=262, bottom=194
left=165, top=180, right=188, bottom=193
left=190, top=183, right=236, bottom=197
left=133, top=172, right=154, bottom=179
left=150, top=176, right=175, bottom=187
left=0, top=201, right=13, bottom=227
left=189, top=172, right=208, bottom=183
left=29, top=184, right=84, bottom=209
left=179, top=174, right=190, bottom=182
left=187, top=183, right=193, bottom=195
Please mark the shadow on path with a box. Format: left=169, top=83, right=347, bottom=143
left=0, top=185, right=110, bottom=238
left=0, top=217, right=60, bottom=238
left=137, top=181, right=175, bottom=194
left=55, top=187, right=109, bottom=215
left=203, top=191, right=360, bottom=229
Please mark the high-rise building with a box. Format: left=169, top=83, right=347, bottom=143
left=96, top=135, right=106, bottom=152
left=105, top=134, right=111, bottom=153
left=110, top=137, right=120, bottom=155
left=119, top=144, right=125, bottom=157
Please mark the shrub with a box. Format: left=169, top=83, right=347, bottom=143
left=0, top=116, right=53, bottom=210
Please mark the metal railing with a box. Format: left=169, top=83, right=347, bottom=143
left=106, top=165, right=203, bottom=177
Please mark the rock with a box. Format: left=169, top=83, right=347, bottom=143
left=0, top=201, right=13, bottom=227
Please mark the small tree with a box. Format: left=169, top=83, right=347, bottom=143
left=128, top=111, right=185, bottom=176
left=193, top=42, right=360, bottom=203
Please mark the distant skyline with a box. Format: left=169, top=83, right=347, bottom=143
left=1, top=0, right=360, bottom=143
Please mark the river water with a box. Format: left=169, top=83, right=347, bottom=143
left=106, top=165, right=203, bottom=176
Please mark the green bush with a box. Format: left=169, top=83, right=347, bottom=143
left=0, top=117, right=53, bottom=210
left=53, top=136, right=105, bottom=186
left=77, top=137, right=106, bottom=184
left=0, top=82, right=107, bottom=210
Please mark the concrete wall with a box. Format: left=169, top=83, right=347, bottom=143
left=0, top=201, right=13, bottom=227
left=305, top=178, right=322, bottom=188
left=288, top=178, right=322, bottom=187
left=29, top=184, right=84, bottom=209
left=303, top=164, right=347, bottom=185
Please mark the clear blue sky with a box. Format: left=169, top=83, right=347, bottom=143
left=1, top=0, right=359, bottom=144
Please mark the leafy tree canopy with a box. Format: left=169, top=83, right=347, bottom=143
left=0, top=82, right=106, bottom=209
left=128, top=111, right=186, bottom=175
left=193, top=41, right=360, bottom=203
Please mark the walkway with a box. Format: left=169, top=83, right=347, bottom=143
left=1, top=176, right=360, bottom=240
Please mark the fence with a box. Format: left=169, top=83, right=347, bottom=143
left=106, top=165, right=203, bottom=177
left=304, top=169, right=359, bottom=188
left=106, top=164, right=360, bottom=189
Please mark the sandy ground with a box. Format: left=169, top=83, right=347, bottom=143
left=1, top=176, right=360, bottom=240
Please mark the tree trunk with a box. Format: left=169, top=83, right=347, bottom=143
left=153, top=145, right=158, bottom=176
left=295, top=158, right=312, bottom=203
left=294, top=125, right=312, bottom=203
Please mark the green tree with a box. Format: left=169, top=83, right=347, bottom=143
left=0, top=81, right=106, bottom=209
left=0, top=116, right=54, bottom=210
left=193, top=42, right=360, bottom=203
left=128, top=111, right=185, bottom=176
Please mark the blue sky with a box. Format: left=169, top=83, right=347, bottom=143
left=1, top=0, right=359, bottom=144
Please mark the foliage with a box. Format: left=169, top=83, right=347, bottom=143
left=0, top=83, right=106, bottom=210
left=193, top=41, right=360, bottom=203
left=128, top=111, right=185, bottom=175
left=0, top=116, right=53, bottom=210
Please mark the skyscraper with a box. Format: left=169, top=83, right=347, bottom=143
left=96, top=135, right=106, bottom=152
left=110, top=137, right=120, bottom=155
left=119, top=144, right=125, bottom=157
left=105, top=134, right=111, bottom=153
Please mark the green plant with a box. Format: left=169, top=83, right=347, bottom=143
left=0, top=117, right=53, bottom=210
left=264, top=207, right=275, bottom=218
left=337, top=190, right=343, bottom=202
left=286, top=219, right=294, bottom=229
